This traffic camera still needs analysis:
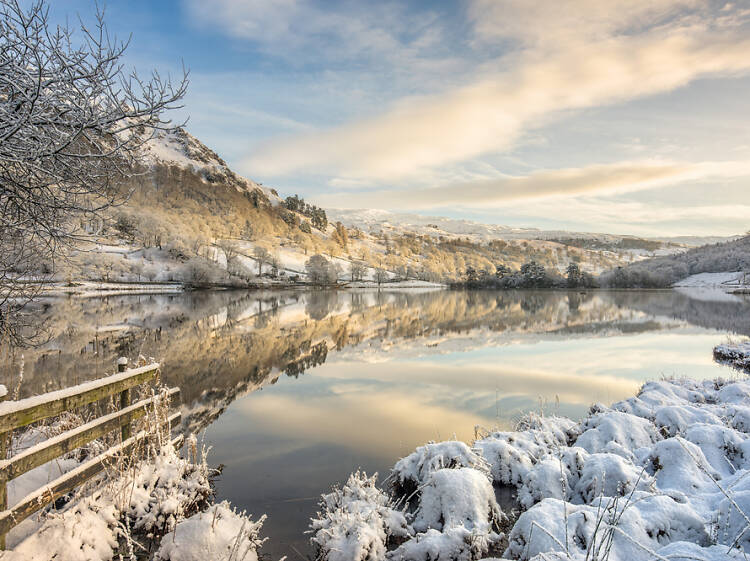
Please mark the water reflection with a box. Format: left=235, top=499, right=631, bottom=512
left=2, top=288, right=748, bottom=557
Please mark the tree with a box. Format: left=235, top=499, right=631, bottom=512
left=333, top=221, right=348, bottom=249
left=310, top=207, right=328, bottom=231
left=495, top=264, right=511, bottom=279
left=566, top=262, right=583, bottom=288
left=520, top=261, right=548, bottom=288
left=375, top=267, right=388, bottom=286
left=253, top=246, right=270, bottom=276
left=350, top=261, right=366, bottom=282
left=217, top=240, right=239, bottom=267
left=465, top=266, right=479, bottom=283
left=0, top=0, right=187, bottom=341
left=305, top=254, right=340, bottom=285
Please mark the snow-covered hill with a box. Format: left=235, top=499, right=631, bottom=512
left=329, top=208, right=716, bottom=251
left=142, top=128, right=282, bottom=204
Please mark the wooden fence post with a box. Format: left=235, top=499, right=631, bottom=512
left=117, top=358, right=131, bottom=441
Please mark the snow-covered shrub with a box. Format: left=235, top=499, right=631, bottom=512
left=11, top=498, right=119, bottom=561
left=518, top=449, right=653, bottom=509
left=122, top=442, right=212, bottom=538
left=391, top=441, right=489, bottom=499
left=573, top=453, right=653, bottom=504
left=155, top=501, right=266, bottom=561
left=517, top=448, right=586, bottom=508
left=413, top=467, right=504, bottom=534
left=475, top=423, right=569, bottom=487
left=726, top=404, right=750, bottom=433
left=514, top=414, right=580, bottom=445
left=310, top=471, right=410, bottom=561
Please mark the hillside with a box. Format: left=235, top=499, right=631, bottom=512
left=600, top=235, right=750, bottom=288
left=45, top=127, right=701, bottom=288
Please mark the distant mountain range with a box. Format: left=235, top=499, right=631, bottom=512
left=329, top=208, right=735, bottom=249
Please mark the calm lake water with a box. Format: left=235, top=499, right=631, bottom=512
left=3, top=288, right=749, bottom=558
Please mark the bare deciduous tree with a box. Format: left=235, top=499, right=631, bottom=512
left=216, top=240, right=240, bottom=273
left=253, top=246, right=270, bottom=276
left=0, top=0, right=188, bottom=342
left=350, top=261, right=366, bottom=282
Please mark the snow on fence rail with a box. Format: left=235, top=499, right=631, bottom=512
left=0, top=360, right=181, bottom=548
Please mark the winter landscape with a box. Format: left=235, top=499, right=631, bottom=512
left=2, top=1, right=750, bottom=560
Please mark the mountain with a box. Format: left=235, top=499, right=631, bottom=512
left=329, top=208, right=725, bottom=251
left=45, top=127, right=731, bottom=287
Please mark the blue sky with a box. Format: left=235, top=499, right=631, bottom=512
left=52, top=1, right=750, bottom=237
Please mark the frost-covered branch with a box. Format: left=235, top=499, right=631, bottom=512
left=0, top=0, right=188, bottom=343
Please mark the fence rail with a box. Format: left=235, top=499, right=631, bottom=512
left=0, top=360, right=181, bottom=548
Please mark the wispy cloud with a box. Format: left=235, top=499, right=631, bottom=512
left=313, top=160, right=750, bottom=209
left=236, top=1, right=750, bottom=182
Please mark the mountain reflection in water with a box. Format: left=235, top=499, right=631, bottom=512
left=2, top=288, right=748, bottom=557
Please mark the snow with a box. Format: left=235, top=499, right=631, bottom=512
left=0, top=363, right=159, bottom=418
left=9, top=440, right=215, bottom=560
left=391, top=441, right=489, bottom=494
left=412, top=467, right=503, bottom=534
left=315, top=376, right=750, bottom=561
left=155, top=501, right=266, bottom=561
left=310, top=471, right=409, bottom=561
left=714, top=340, right=750, bottom=371
left=674, top=271, right=745, bottom=288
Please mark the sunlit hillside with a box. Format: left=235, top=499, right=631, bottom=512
left=49, top=129, right=690, bottom=287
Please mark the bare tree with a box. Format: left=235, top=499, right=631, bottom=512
left=0, top=0, right=188, bottom=342
left=350, top=261, right=366, bottom=282
left=216, top=240, right=240, bottom=274
left=253, top=246, right=270, bottom=276
left=375, top=267, right=388, bottom=286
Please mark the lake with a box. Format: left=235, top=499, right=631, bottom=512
left=3, top=288, right=749, bottom=558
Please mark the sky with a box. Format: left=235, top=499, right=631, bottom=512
left=50, top=0, right=750, bottom=237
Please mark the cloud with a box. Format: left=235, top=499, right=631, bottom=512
left=313, top=159, right=750, bottom=209
left=237, top=2, right=750, bottom=182
left=182, top=0, right=453, bottom=69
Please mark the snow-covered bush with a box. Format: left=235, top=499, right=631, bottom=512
left=413, top=468, right=503, bottom=534
left=391, top=441, right=489, bottom=499
left=310, top=471, right=410, bottom=561
left=475, top=424, right=568, bottom=486
left=155, top=501, right=266, bottom=561
left=122, top=442, right=213, bottom=538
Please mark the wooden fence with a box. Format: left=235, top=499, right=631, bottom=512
left=0, top=360, right=181, bottom=548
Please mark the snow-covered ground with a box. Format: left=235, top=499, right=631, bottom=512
left=674, top=272, right=746, bottom=288
left=40, top=281, right=184, bottom=297
left=311, top=376, right=750, bottom=561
